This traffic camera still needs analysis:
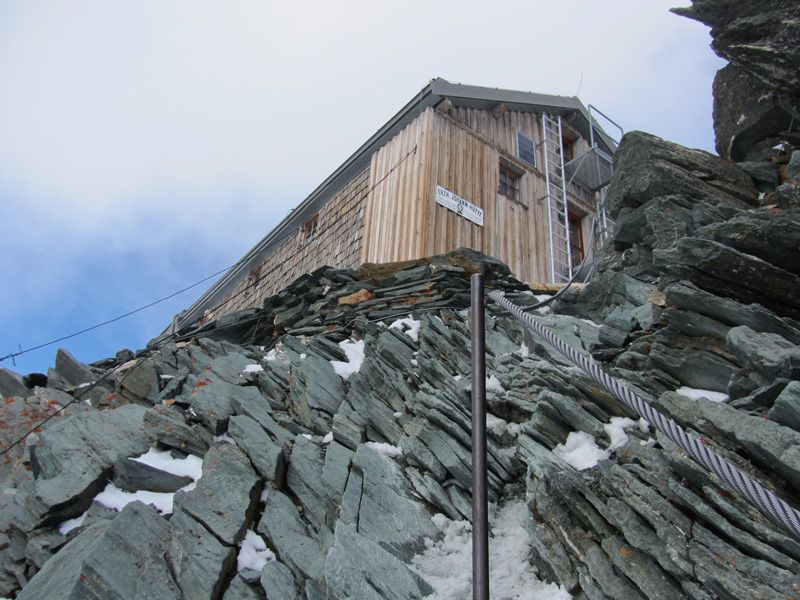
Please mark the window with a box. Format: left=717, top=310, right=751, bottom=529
left=302, top=213, right=319, bottom=241
left=498, top=164, right=520, bottom=201
left=517, top=132, right=536, bottom=168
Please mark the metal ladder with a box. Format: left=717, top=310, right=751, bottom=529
left=541, top=113, right=572, bottom=282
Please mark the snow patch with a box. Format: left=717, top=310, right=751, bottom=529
left=389, top=315, right=422, bottom=342
left=486, top=375, right=505, bottom=393
left=676, top=386, right=729, bottom=403
left=242, top=364, right=263, bottom=374
left=604, top=417, right=638, bottom=451
left=330, top=339, right=365, bottom=379
left=58, top=512, right=87, bottom=535
left=131, top=447, right=203, bottom=480
left=411, top=501, right=570, bottom=599
left=486, top=413, right=507, bottom=435
left=322, top=432, right=334, bottom=444
left=94, top=483, right=191, bottom=515
left=264, top=348, right=278, bottom=362
left=237, top=530, right=275, bottom=572
left=365, top=442, right=403, bottom=457
left=553, top=431, right=608, bottom=470
left=520, top=342, right=530, bottom=358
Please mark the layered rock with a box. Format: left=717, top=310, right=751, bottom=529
left=1, top=4, right=799, bottom=596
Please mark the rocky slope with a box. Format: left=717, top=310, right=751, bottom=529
left=1, top=2, right=800, bottom=598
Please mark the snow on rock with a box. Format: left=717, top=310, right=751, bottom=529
left=553, top=431, right=608, bottom=471
left=87, top=447, right=205, bottom=515
left=486, top=413, right=507, bottom=435
left=322, top=432, right=334, bottom=444
left=57, top=512, right=87, bottom=535
left=506, top=423, right=522, bottom=437
left=411, top=501, right=571, bottom=600
left=264, top=348, right=278, bottom=362
left=520, top=342, right=530, bottom=358
left=237, top=530, right=275, bottom=573
left=676, top=386, right=729, bottom=403
left=94, top=483, right=193, bottom=515
left=365, top=441, right=403, bottom=457
left=242, top=364, right=264, bottom=374
left=603, top=417, right=638, bottom=451
left=330, top=339, right=366, bottom=379
left=389, top=315, right=422, bottom=342
left=486, top=375, right=505, bottom=393
left=130, top=447, right=204, bottom=480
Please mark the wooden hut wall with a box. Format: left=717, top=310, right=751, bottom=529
left=361, top=107, right=553, bottom=283
left=202, top=167, right=370, bottom=323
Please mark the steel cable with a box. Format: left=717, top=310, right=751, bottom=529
left=489, top=290, right=800, bottom=540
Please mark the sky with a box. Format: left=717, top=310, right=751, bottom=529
left=0, top=0, right=724, bottom=376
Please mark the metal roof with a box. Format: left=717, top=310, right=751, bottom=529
left=172, top=78, right=617, bottom=330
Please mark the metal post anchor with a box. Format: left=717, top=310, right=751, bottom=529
left=470, top=273, right=489, bottom=600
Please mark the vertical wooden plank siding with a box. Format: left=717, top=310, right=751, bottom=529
left=361, top=106, right=581, bottom=283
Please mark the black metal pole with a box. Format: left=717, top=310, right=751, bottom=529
left=470, top=273, right=489, bottom=600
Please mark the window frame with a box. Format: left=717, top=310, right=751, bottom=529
left=498, top=163, right=522, bottom=202
left=301, top=213, right=319, bottom=244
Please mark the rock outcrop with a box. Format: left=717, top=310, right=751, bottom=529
left=1, top=4, right=799, bottom=598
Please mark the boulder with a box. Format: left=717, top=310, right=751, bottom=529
left=173, top=444, right=261, bottom=546
left=768, top=381, right=800, bottom=432
left=605, top=131, right=757, bottom=218
left=324, top=522, right=433, bottom=600
left=52, top=349, right=95, bottom=388
left=673, top=1, right=800, bottom=95
left=31, top=405, right=149, bottom=525
left=653, top=237, right=800, bottom=319
left=709, top=63, right=797, bottom=160
left=168, top=508, right=237, bottom=599
left=17, top=502, right=180, bottom=600
left=0, top=368, right=28, bottom=399
left=226, top=415, right=285, bottom=483
left=257, top=490, right=325, bottom=581
left=111, top=457, right=194, bottom=493
left=260, top=561, right=299, bottom=600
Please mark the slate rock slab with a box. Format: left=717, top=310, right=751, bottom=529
left=168, top=508, right=237, bottom=599
left=227, top=414, right=285, bottom=483
left=173, top=443, right=260, bottom=545
left=31, top=405, right=149, bottom=523
left=18, top=502, right=180, bottom=600
left=324, top=522, right=433, bottom=600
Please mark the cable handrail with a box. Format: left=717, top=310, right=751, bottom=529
left=489, top=290, right=800, bottom=541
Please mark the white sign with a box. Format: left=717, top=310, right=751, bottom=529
left=435, top=185, right=484, bottom=226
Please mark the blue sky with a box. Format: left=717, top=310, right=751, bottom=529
left=0, top=0, right=723, bottom=375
